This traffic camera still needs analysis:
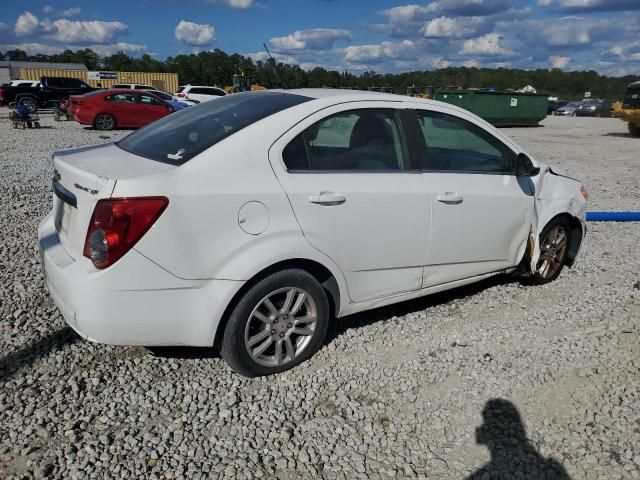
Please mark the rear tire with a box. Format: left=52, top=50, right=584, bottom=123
left=531, top=217, right=571, bottom=285
left=221, top=269, right=329, bottom=377
left=628, top=123, right=640, bottom=137
left=94, top=113, right=115, bottom=131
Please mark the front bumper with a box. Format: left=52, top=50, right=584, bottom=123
left=38, top=213, right=243, bottom=346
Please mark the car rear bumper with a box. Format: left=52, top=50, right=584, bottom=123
left=38, top=212, right=243, bottom=347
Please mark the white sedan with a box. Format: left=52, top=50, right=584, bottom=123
left=38, top=89, right=587, bottom=376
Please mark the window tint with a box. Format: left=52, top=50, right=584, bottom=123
left=282, top=109, right=408, bottom=171
left=148, top=90, right=171, bottom=100
left=135, top=85, right=154, bottom=90
left=139, top=93, right=164, bottom=105
left=416, top=110, right=514, bottom=174
left=117, top=91, right=311, bottom=165
left=64, top=78, right=82, bottom=88
left=176, top=86, right=185, bottom=93
left=46, top=78, right=64, bottom=88
left=107, top=93, right=136, bottom=103
left=112, top=84, right=129, bottom=89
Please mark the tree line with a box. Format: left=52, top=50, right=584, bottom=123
left=1, top=47, right=637, bottom=100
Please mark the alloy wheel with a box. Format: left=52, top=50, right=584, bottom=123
left=95, top=114, right=115, bottom=130
left=244, top=287, right=317, bottom=367
left=536, top=225, right=568, bottom=280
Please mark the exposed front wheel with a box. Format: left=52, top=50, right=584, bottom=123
left=221, top=269, right=329, bottom=377
left=628, top=123, right=640, bottom=137
left=532, top=217, right=570, bottom=284
left=94, top=113, right=115, bottom=131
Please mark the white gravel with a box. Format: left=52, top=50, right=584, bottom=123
left=0, top=111, right=639, bottom=480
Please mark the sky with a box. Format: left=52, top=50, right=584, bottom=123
left=1, top=0, right=639, bottom=77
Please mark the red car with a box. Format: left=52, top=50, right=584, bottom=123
left=68, top=89, right=175, bottom=131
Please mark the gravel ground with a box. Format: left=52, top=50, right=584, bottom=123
left=0, top=111, right=638, bottom=480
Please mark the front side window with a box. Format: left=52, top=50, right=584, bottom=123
left=416, top=110, right=514, bottom=174
left=282, top=109, right=408, bottom=171
left=107, top=93, right=136, bottom=103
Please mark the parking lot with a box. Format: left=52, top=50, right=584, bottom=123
left=0, top=111, right=638, bottom=479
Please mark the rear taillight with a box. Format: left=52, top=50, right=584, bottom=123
left=83, top=197, right=168, bottom=269
left=0, top=88, right=4, bottom=100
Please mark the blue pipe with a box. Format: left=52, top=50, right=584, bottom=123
left=586, top=212, right=640, bottom=221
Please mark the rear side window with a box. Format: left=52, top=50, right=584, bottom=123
left=117, top=92, right=311, bottom=165
left=176, top=86, right=185, bottom=93
left=139, top=93, right=164, bottom=105
left=282, top=109, right=408, bottom=171
left=134, top=85, right=154, bottom=90
left=416, top=110, right=514, bottom=174
left=112, top=84, right=129, bottom=89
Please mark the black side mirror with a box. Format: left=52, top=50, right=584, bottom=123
left=516, top=153, right=540, bottom=177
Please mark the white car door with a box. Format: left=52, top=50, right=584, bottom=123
left=411, top=107, right=534, bottom=287
left=269, top=103, right=430, bottom=304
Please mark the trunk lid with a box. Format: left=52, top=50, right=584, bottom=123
left=52, top=143, right=176, bottom=259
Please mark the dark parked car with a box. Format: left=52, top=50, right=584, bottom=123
left=575, top=99, right=612, bottom=117
left=548, top=100, right=569, bottom=115
left=69, top=89, right=175, bottom=130
left=0, top=76, right=98, bottom=111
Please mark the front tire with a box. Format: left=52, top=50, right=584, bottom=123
left=628, top=123, right=640, bottom=137
left=94, top=113, right=116, bottom=131
left=221, top=269, right=329, bottom=377
left=17, top=96, right=37, bottom=112
left=532, top=217, right=571, bottom=284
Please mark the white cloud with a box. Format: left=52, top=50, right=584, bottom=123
left=209, top=0, right=255, bottom=9
left=175, top=20, right=215, bottom=46
left=47, top=19, right=128, bottom=43
left=43, top=5, right=55, bottom=14
left=464, top=58, right=480, bottom=67
left=549, top=55, right=570, bottom=69
left=343, top=40, right=418, bottom=63
left=15, top=12, right=128, bottom=44
left=538, top=0, right=553, bottom=4
left=422, top=16, right=487, bottom=38
left=61, top=8, right=82, bottom=18
left=460, top=33, right=513, bottom=56
left=0, top=42, right=63, bottom=55
left=83, top=42, right=147, bottom=56
left=15, top=12, right=40, bottom=36
left=268, top=28, right=350, bottom=51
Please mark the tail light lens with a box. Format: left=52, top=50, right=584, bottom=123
left=83, top=197, right=168, bottom=269
left=0, top=88, right=4, bottom=100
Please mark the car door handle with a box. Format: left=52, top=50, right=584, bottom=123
left=309, top=192, right=346, bottom=206
left=437, top=192, right=463, bottom=204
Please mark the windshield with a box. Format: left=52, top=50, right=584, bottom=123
left=117, top=91, right=311, bottom=165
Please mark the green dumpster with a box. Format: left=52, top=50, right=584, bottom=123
left=433, top=90, right=548, bottom=126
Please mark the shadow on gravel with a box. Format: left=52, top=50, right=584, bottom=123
left=602, top=132, right=634, bottom=138
left=326, top=274, right=517, bottom=343
left=0, top=326, right=78, bottom=383
left=467, top=399, right=571, bottom=480
left=147, top=346, right=220, bottom=360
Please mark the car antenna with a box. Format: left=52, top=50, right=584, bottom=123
left=263, top=43, right=287, bottom=89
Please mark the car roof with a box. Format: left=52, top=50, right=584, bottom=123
left=182, top=85, right=225, bottom=89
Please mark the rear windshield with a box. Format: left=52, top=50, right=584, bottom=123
left=176, top=86, right=185, bottom=93
left=117, top=91, right=311, bottom=165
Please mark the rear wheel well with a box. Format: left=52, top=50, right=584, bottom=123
left=213, top=259, right=340, bottom=350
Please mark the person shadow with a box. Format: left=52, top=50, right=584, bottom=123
left=466, top=399, right=572, bottom=480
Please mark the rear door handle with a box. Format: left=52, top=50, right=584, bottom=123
left=309, top=192, right=346, bottom=206
left=437, top=192, right=463, bottom=204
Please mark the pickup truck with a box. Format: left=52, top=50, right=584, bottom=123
left=0, top=76, right=98, bottom=111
